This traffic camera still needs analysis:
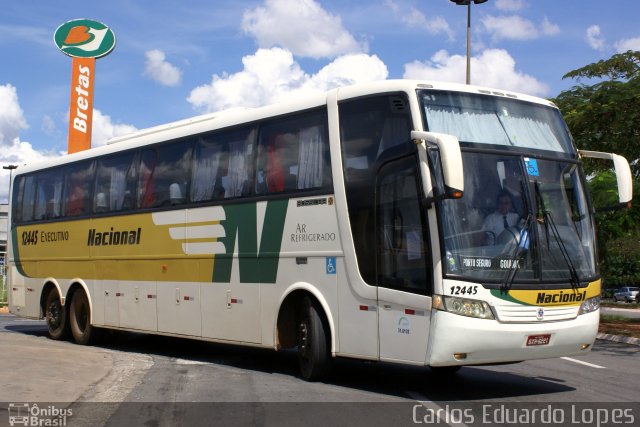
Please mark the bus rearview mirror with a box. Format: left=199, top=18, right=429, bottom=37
left=411, top=130, right=464, bottom=200
left=579, top=150, right=633, bottom=208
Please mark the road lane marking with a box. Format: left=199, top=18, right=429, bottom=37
left=175, top=358, right=210, bottom=365
left=560, top=357, right=605, bottom=369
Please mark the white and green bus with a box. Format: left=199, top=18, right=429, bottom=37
left=7, top=80, right=632, bottom=380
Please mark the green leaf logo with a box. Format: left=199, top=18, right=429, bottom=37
left=54, top=19, right=116, bottom=58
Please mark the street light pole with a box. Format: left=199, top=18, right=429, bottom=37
left=3, top=165, right=18, bottom=203
left=450, top=0, right=488, bottom=85
left=2, top=164, right=17, bottom=303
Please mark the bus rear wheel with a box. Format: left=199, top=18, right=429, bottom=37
left=45, top=289, right=69, bottom=340
left=69, top=290, right=99, bottom=345
left=297, top=296, right=331, bottom=381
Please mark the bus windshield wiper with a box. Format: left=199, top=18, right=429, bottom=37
left=534, top=181, right=580, bottom=289
left=542, top=209, right=580, bottom=289
left=500, top=178, right=533, bottom=293
left=500, top=213, right=531, bottom=293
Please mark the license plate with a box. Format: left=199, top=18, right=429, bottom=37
left=526, top=334, right=551, bottom=346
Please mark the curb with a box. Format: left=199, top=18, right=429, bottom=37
left=596, top=333, right=640, bottom=346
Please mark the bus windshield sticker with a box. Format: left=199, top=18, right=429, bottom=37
left=524, top=158, right=539, bottom=176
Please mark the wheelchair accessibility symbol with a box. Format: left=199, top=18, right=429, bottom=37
left=326, top=257, right=336, bottom=275
left=524, top=157, right=539, bottom=176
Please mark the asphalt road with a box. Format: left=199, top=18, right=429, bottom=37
left=0, top=313, right=638, bottom=427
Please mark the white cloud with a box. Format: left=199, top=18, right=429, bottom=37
left=187, top=47, right=387, bottom=112
left=481, top=15, right=539, bottom=41
left=481, top=15, right=560, bottom=41
left=586, top=25, right=606, bottom=51
left=541, top=17, right=560, bottom=36
left=241, top=0, right=365, bottom=59
left=403, top=49, right=549, bottom=96
left=401, top=8, right=453, bottom=40
left=614, top=37, right=640, bottom=52
left=494, top=0, right=526, bottom=11
left=91, top=110, right=138, bottom=147
left=0, top=85, right=60, bottom=201
left=0, top=138, right=61, bottom=202
left=143, top=49, right=182, bottom=87
left=0, top=84, right=28, bottom=145
left=385, top=1, right=453, bottom=40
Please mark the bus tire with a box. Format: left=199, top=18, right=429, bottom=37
left=69, top=290, right=99, bottom=345
left=297, top=296, right=331, bottom=381
left=45, top=288, right=69, bottom=340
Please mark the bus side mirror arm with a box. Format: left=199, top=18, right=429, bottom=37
left=579, top=150, right=633, bottom=207
left=411, top=131, right=464, bottom=202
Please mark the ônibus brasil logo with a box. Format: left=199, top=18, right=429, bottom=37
left=54, top=19, right=116, bottom=58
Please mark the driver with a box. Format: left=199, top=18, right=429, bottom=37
left=483, top=190, right=521, bottom=245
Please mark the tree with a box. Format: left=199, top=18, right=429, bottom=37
left=553, top=51, right=640, bottom=178
left=552, top=51, right=640, bottom=287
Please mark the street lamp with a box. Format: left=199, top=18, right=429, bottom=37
left=450, top=0, right=488, bottom=85
left=3, top=165, right=18, bottom=203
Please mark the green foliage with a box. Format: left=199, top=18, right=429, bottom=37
left=562, top=50, right=640, bottom=81
left=588, top=171, right=640, bottom=240
left=553, top=51, right=640, bottom=287
left=552, top=51, right=640, bottom=179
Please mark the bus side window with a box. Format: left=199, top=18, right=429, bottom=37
left=34, top=171, right=63, bottom=220
left=94, top=151, right=138, bottom=213
left=339, top=94, right=413, bottom=286
left=14, top=175, right=36, bottom=223
left=377, top=159, right=430, bottom=295
left=138, top=150, right=157, bottom=208
left=63, top=161, right=95, bottom=217
left=143, top=141, right=192, bottom=208
left=256, top=110, right=329, bottom=195
left=190, top=129, right=255, bottom=204
left=222, top=128, right=256, bottom=199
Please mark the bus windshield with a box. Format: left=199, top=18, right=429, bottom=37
left=436, top=152, right=597, bottom=284
left=420, top=90, right=574, bottom=153
left=419, top=91, right=597, bottom=285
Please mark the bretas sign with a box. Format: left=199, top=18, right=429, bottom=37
left=54, top=19, right=116, bottom=154
left=54, top=19, right=116, bottom=58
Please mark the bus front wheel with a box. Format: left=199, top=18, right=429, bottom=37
left=297, top=296, right=331, bottom=381
left=45, top=289, right=69, bottom=340
left=69, top=290, right=99, bottom=345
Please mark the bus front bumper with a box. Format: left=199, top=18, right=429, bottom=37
left=427, top=310, right=599, bottom=367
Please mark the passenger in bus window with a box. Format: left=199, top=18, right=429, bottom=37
left=169, top=183, right=185, bottom=205
left=139, top=154, right=156, bottom=208
left=483, top=190, right=521, bottom=245
left=266, top=136, right=286, bottom=192
left=95, top=192, right=108, bottom=213
left=66, top=177, right=85, bottom=216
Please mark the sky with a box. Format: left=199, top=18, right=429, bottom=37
left=1, top=0, right=639, bottom=202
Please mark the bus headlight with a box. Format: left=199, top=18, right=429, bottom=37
left=578, top=296, right=600, bottom=315
left=434, top=295, right=495, bottom=320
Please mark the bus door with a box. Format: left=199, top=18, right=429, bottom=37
left=376, top=157, right=432, bottom=363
